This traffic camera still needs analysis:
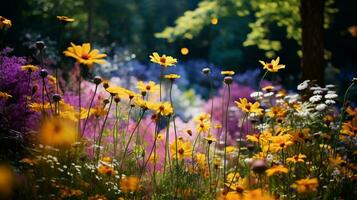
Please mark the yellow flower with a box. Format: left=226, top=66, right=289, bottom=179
left=148, top=102, right=173, bottom=116
left=97, top=165, right=115, bottom=176
left=226, top=172, right=240, bottom=184
left=120, top=176, right=140, bottom=193
left=0, top=91, right=12, bottom=100
left=246, top=134, right=260, bottom=143
left=259, top=57, right=285, bottom=72
left=210, top=17, right=218, bottom=25
left=266, top=106, right=287, bottom=118
left=286, top=154, right=306, bottom=164
left=195, top=153, right=207, bottom=168
left=262, top=85, right=274, bottom=92
left=221, top=70, right=235, bottom=76
left=204, top=134, right=217, bottom=144
left=269, top=134, right=293, bottom=153
left=0, top=16, right=12, bottom=29
left=291, top=178, right=318, bottom=194
left=196, top=121, right=211, bottom=133
left=56, top=16, right=75, bottom=23
left=0, top=165, right=14, bottom=198
left=243, top=189, right=274, bottom=200
left=170, top=139, right=192, bottom=160
left=38, top=117, right=77, bottom=147
left=266, top=165, right=288, bottom=176
left=329, top=154, right=346, bottom=166
left=214, top=123, right=222, bottom=129
left=193, top=112, right=211, bottom=123
left=21, top=64, right=39, bottom=72
left=63, top=43, right=106, bottom=67
left=235, top=98, right=263, bottom=115
left=149, top=52, right=177, bottom=67
left=225, top=146, right=237, bottom=154
left=346, top=106, right=357, bottom=117
left=180, top=47, right=189, bottom=55
left=164, top=74, right=181, bottom=80
left=136, top=81, right=159, bottom=94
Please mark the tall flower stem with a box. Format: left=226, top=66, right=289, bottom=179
left=141, top=118, right=160, bottom=176
left=258, top=70, right=268, bottom=91
left=120, top=109, right=145, bottom=170
left=163, top=116, right=171, bottom=175
left=78, top=67, right=82, bottom=135
left=208, top=75, right=214, bottom=131
left=159, top=68, right=163, bottom=101
left=43, top=79, right=54, bottom=113
left=223, top=84, right=231, bottom=183
left=112, top=102, right=119, bottom=158
left=96, top=95, right=113, bottom=162
left=82, top=84, right=98, bottom=137
left=123, top=100, right=133, bottom=146
left=207, top=143, right=212, bottom=193
left=191, top=133, right=200, bottom=168
left=228, top=114, right=247, bottom=189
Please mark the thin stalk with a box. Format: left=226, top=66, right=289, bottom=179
left=120, top=110, right=146, bottom=170
left=228, top=114, right=247, bottom=189
left=82, top=84, right=98, bottom=137
left=141, top=118, right=160, bottom=176
left=96, top=95, right=113, bottom=162
left=207, top=143, right=212, bottom=192
left=223, top=84, right=231, bottom=183
left=43, top=80, right=54, bottom=113
left=78, top=68, right=82, bottom=135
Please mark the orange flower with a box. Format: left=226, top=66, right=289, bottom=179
left=120, top=176, right=140, bottom=193
left=291, top=178, right=318, bottom=194
left=286, top=154, right=306, bottom=164
left=266, top=165, right=288, bottom=176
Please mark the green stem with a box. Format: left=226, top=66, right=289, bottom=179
left=223, top=84, right=231, bottom=183
left=82, top=84, right=98, bottom=137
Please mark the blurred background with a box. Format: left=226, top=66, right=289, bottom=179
left=1, top=0, right=356, bottom=98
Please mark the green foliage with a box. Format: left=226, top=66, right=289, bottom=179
left=156, top=0, right=338, bottom=58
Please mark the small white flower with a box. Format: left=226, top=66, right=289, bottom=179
left=266, top=154, right=274, bottom=162
left=244, top=158, right=253, bottom=164
left=263, top=92, right=274, bottom=98
left=309, top=95, right=322, bottom=103
left=297, top=80, right=310, bottom=90
left=316, top=103, right=327, bottom=111
left=325, top=93, right=338, bottom=99
left=325, top=99, right=336, bottom=104
left=310, top=86, right=322, bottom=91
left=326, top=84, right=335, bottom=89
left=313, top=90, right=323, bottom=95
left=250, top=91, right=263, bottom=98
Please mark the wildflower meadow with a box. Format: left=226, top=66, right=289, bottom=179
left=0, top=1, right=356, bottom=200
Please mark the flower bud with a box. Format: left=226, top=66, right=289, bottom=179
left=40, top=69, right=48, bottom=78
left=35, top=41, right=45, bottom=50
left=202, top=68, right=211, bottom=75
left=224, top=76, right=233, bottom=85
left=114, top=96, right=121, bottom=103
left=251, top=159, right=268, bottom=174
left=103, top=99, right=109, bottom=105
left=52, top=93, right=61, bottom=102
left=93, top=76, right=102, bottom=85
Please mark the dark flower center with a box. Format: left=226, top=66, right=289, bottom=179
left=267, top=64, right=273, bottom=69
left=178, top=148, right=184, bottom=155
left=146, top=85, right=151, bottom=90
left=160, top=57, right=166, bottom=63
left=81, top=53, right=90, bottom=60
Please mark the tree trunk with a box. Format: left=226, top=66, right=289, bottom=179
left=300, top=0, right=325, bottom=85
